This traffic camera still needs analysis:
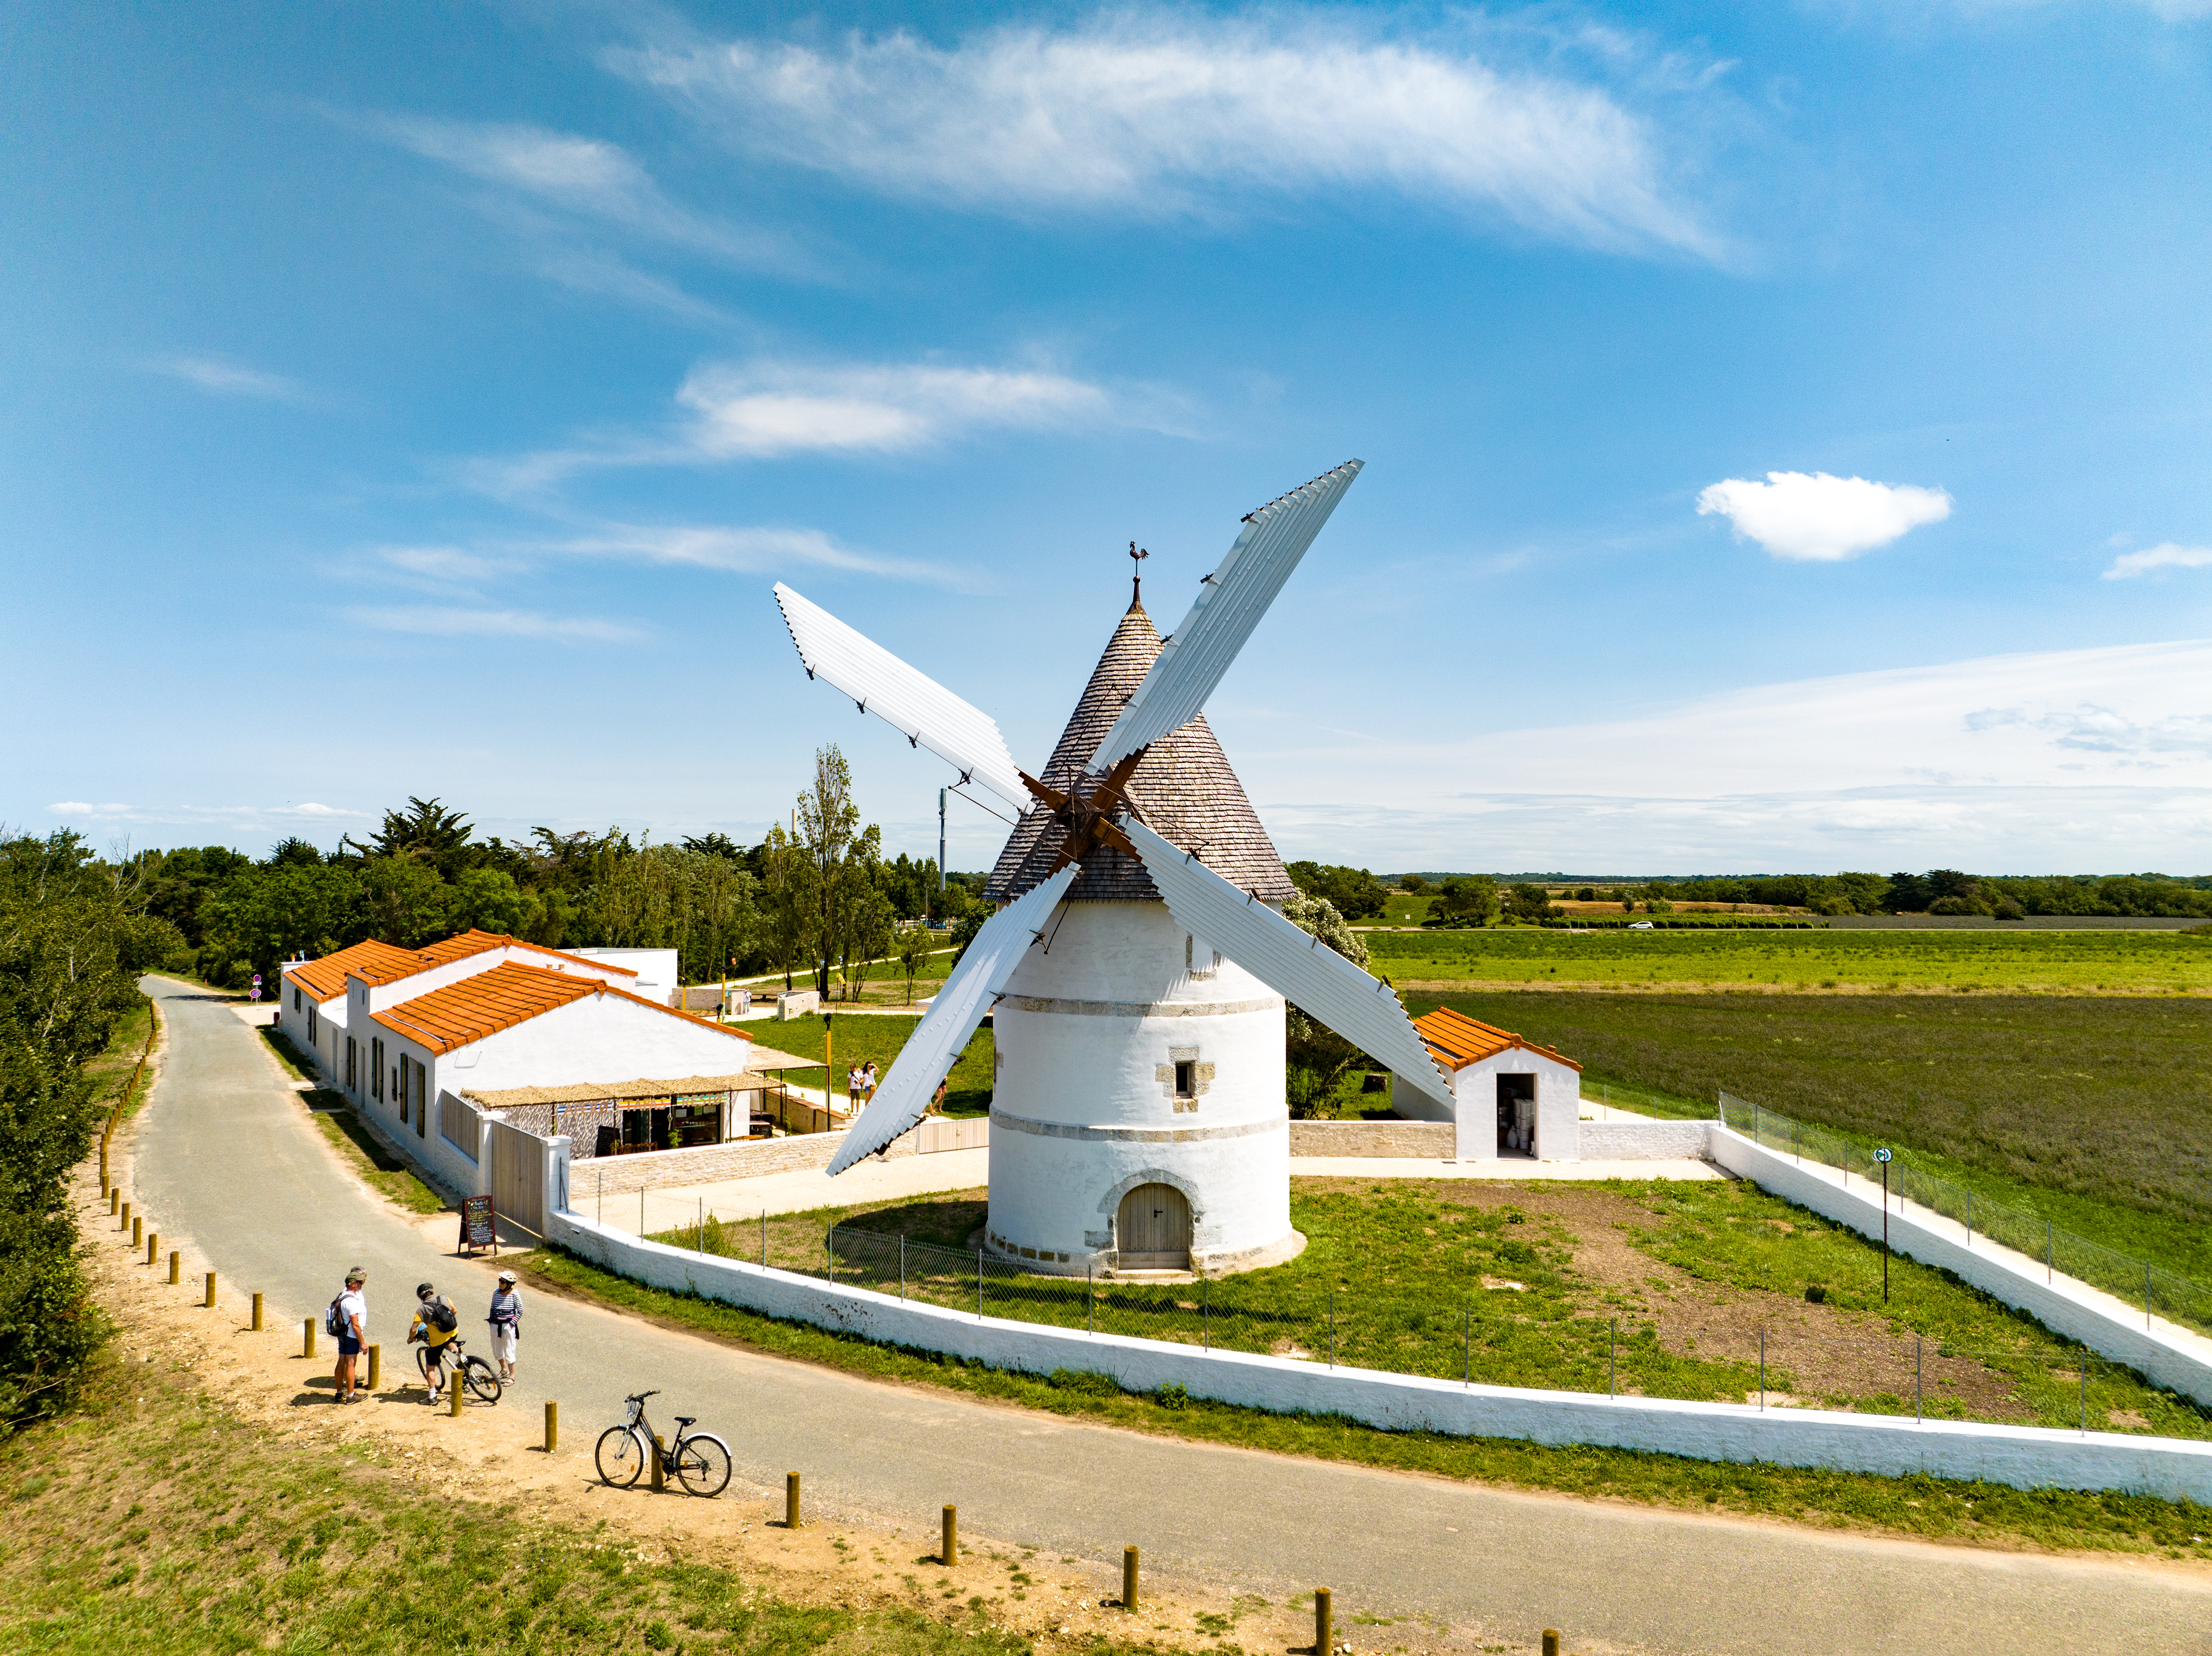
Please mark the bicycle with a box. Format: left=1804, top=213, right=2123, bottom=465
left=595, top=1389, right=732, bottom=1497
left=415, top=1333, right=502, bottom=1405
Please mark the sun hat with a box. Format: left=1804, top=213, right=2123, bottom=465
left=345, top=1267, right=365, bottom=1283
left=497, top=1269, right=517, bottom=1284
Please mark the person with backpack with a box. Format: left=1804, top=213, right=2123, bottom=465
left=328, top=1267, right=367, bottom=1403
left=487, top=1270, right=522, bottom=1383
left=407, top=1281, right=460, bottom=1404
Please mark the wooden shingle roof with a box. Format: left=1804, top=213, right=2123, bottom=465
left=1412, top=1007, right=1581, bottom=1073
left=986, top=596, right=1296, bottom=905
left=367, top=961, right=748, bottom=1056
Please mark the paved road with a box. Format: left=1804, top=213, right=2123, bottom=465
left=130, top=976, right=2211, bottom=1656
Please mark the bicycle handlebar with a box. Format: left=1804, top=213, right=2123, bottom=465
left=626, top=1389, right=660, bottom=1402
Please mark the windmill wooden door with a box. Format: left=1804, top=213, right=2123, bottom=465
left=1116, top=1183, right=1191, bottom=1270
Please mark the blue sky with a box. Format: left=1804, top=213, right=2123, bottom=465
left=5, top=0, right=2209, bottom=875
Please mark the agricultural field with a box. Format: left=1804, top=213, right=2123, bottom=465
left=1370, top=925, right=2212, bottom=992
left=666, top=1179, right=2210, bottom=1443
left=1409, top=990, right=2212, bottom=1284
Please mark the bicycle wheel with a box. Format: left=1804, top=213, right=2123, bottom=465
left=674, top=1432, right=733, bottom=1498
left=595, top=1425, right=646, bottom=1487
left=463, top=1357, right=503, bottom=1404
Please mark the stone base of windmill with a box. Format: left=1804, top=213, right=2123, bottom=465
left=974, top=1223, right=1307, bottom=1281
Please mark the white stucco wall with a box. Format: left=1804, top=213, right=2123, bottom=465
left=546, top=1202, right=2212, bottom=1504
left=569, top=947, right=681, bottom=1004
left=1394, top=1048, right=1582, bottom=1160
left=988, top=901, right=1294, bottom=1273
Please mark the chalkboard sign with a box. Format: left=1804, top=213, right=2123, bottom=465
left=460, top=1195, right=497, bottom=1256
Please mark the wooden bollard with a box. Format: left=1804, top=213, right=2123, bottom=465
left=251, top=1291, right=263, bottom=1331
left=942, top=1504, right=957, bottom=1566
left=649, top=1435, right=665, bottom=1490
left=544, top=1400, right=558, bottom=1452
left=130, top=1214, right=141, bottom=1246
left=147, top=1232, right=159, bottom=1267
left=303, top=1317, right=316, bottom=1359
left=203, top=1270, right=215, bottom=1306
left=1122, top=1547, right=1139, bottom=1612
left=366, top=1344, right=380, bottom=1389
left=450, top=1382, right=464, bottom=1418
left=1542, top=1632, right=1559, bottom=1656
left=785, top=1471, right=801, bottom=1527
left=109, top=1189, right=119, bottom=1216
left=168, top=1250, right=180, bottom=1285
left=1315, top=1588, right=1332, bottom=1655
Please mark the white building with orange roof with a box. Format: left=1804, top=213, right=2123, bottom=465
left=1391, top=1007, right=1584, bottom=1162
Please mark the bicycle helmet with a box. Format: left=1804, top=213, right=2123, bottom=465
left=416, top=1281, right=436, bottom=1299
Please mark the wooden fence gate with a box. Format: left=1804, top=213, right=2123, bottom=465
left=485, top=1119, right=548, bottom=1238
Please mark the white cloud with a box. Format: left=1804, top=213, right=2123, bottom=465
left=2102, top=542, right=2212, bottom=580
left=1696, top=470, right=1952, bottom=562
left=347, top=605, right=646, bottom=643
left=1234, top=638, right=2212, bottom=868
left=609, top=13, right=1720, bottom=257
left=146, top=354, right=303, bottom=400
left=46, top=801, right=360, bottom=824
left=467, top=355, right=1126, bottom=495
left=543, top=521, right=965, bottom=586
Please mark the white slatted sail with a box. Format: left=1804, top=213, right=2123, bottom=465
left=1090, top=460, right=1362, bottom=772
left=1122, top=818, right=1452, bottom=1105
left=827, top=866, right=1080, bottom=1174
left=774, top=583, right=1030, bottom=813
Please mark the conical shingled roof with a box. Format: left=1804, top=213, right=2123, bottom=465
left=986, top=597, right=1297, bottom=905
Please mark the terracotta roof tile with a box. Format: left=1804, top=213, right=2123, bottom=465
left=368, top=961, right=751, bottom=1057
left=1412, top=1006, right=1581, bottom=1073
left=986, top=598, right=1296, bottom=905
left=286, top=939, right=426, bottom=1005
left=344, top=929, right=638, bottom=988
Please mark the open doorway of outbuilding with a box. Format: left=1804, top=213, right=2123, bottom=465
left=1495, top=1073, right=1536, bottom=1157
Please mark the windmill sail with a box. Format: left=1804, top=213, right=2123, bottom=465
left=1121, top=818, right=1452, bottom=1105
left=826, top=866, right=1080, bottom=1174
left=774, top=583, right=1030, bottom=814
left=1089, top=460, right=1362, bottom=774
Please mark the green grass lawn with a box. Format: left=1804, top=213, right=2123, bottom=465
left=1369, top=926, right=2212, bottom=991
left=0, top=1357, right=1098, bottom=1656
left=767, top=1013, right=995, bottom=1118
left=528, top=1215, right=2212, bottom=1558
left=1408, top=992, right=2212, bottom=1285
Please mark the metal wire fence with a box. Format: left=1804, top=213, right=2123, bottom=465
left=633, top=1213, right=2199, bottom=1438
left=1719, top=1091, right=2212, bottom=1339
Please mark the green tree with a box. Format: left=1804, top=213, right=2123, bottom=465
left=345, top=797, right=481, bottom=880
left=1398, top=873, right=1428, bottom=894
left=1285, top=861, right=1388, bottom=921
left=198, top=863, right=364, bottom=989
left=796, top=745, right=864, bottom=999
left=1281, top=890, right=1374, bottom=1118
left=449, top=867, right=532, bottom=936
left=360, top=855, right=453, bottom=947
left=895, top=922, right=932, bottom=1005
left=1505, top=883, right=1554, bottom=923
left=1428, top=875, right=1499, bottom=928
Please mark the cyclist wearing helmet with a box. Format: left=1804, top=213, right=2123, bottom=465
left=407, top=1281, right=461, bottom=1405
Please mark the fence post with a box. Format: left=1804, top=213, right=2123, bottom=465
left=942, top=1504, right=958, bottom=1566
left=168, top=1250, right=180, bottom=1284
left=698, top=1198, right=704, bottom=1255
left=762, top=1209, right=768, bottom=1268
left=650, top=1435, right=664, bottom=1490
left=1314, top=1586, right=1330, bottom=1654
left=204, top=1271, right=216, bottom=1308
left=977, top=1248, right=983, bottom=1321
left=110, top=1189, right=119, bottom=1216
left=1916, top=1337, right=1923, bottom=1422
left=368, top=1344, right=380, bottom=1388
left=1758, top=1329, right=1765, bottom=1410
left=826, top=1225, right=833, bottom=1284
left=1464, top=1309, right=1470, bottom=1388
left=900, top=1234, right=907, bottom=1301
left=1542, top=1633, right=1559, bottom=1656
left=545, top=1400, right=558, bottom=1452
left=785, top=1471, right=801, bottom=1527
left=303, top=1317, right=316, bottom=1359
left=641, top=1186, right=645, bottom=1237
left=1329, top=1290, right=1336, bottom=1368
left=147, top=1231, right=159, bottom=1266
left=252, top=1291, right=263, bottom=1331
left=450, top=1383, right=464, bottom=1418
left=1203, top=1276, right=1210, bottom=1351
left=1122, top=1547, right=1139, bottom=1612
left=1609, top=1319, right=1616, bottom=1398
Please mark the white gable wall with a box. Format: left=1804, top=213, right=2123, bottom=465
left=568, top=947, right=680, bottom=1005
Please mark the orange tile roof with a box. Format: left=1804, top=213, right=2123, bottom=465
left=1412, top=1007, right=1581, bottom=1073
left=285, top=939, right=426, bottom=1004
left=368, top=961, right=755, bottom=1057
left=343, top=928, right=639, bottom=989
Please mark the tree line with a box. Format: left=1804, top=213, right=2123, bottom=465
left=133, top=745, right=990, bottom=1001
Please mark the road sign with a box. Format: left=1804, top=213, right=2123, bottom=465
left=1873, top=1147, right=1893, bottom=1163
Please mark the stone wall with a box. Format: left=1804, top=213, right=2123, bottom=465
left=547, top=1204, right=2212, bottom=1504
left=1288, top=1119, right=1457, bottom=1158
left=1578, top=1120, right=1715, bottom=1160
left=571, top=1126, right=919, bottom=1198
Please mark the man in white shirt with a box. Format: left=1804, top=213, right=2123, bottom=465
left=334, top=1267, right=368, bottom=1403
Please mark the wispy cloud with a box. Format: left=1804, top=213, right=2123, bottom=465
left=608, top=11, right=1723, bottom=258
left=347, top=605, right=646, bottom=643
left=540, top=520, right=966, bottom=585
left=146, top=354, right=304, bottom=400
left=2102, top=542, right=2212, bottom=580
left=465, top=355, right=1132, bottom=495
left=47, top=801, right=359, bottom=823
left=1696, top=470, right=1952, bottom=562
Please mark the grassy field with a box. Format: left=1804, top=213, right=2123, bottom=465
left=259, top=1028, right=446, bottom=1213
left=767, top=1013, right=995, bottom=1118
left=529, top=1219, right=2212, bottom=1557
left=1409, top=991, right=2212, bottom=1281
left=670, top=1180, right=2207, bottom=1442
left=1369, top=927, right=2212, bottom=991
left=0, top=1357, right=1101, bottom=1656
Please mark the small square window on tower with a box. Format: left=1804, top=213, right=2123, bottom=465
left=1174, top=1060, right=1195, bottom=1099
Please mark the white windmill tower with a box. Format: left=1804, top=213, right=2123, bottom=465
left=773, top=461, right=1451, bottom=1276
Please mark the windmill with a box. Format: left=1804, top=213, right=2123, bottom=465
left=774, top=460, right=1451, bottom=1275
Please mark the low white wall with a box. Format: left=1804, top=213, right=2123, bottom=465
left=1578, top=1120, right=1714, bottom=1161
left=545, top=1205, right=2212, bottom=1503
left=1707, top=1127, right=2212, bottom=1408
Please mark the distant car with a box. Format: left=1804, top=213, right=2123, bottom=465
left=1628, top=920, right=1655, bottom=930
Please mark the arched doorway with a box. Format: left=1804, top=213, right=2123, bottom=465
left=1116, top=1183, right=1192, bottom=1271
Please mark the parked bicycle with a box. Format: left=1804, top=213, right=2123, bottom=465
left=417, top=1332, right=503, bottom=1405
left=595, top=1389, right=732, bottom=1497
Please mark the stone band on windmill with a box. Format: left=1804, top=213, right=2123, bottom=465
left=772, top=460, right=1451, bottom=1277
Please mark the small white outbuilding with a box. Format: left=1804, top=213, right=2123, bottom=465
left=1391, top=1007, right=1584, bottom=1162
